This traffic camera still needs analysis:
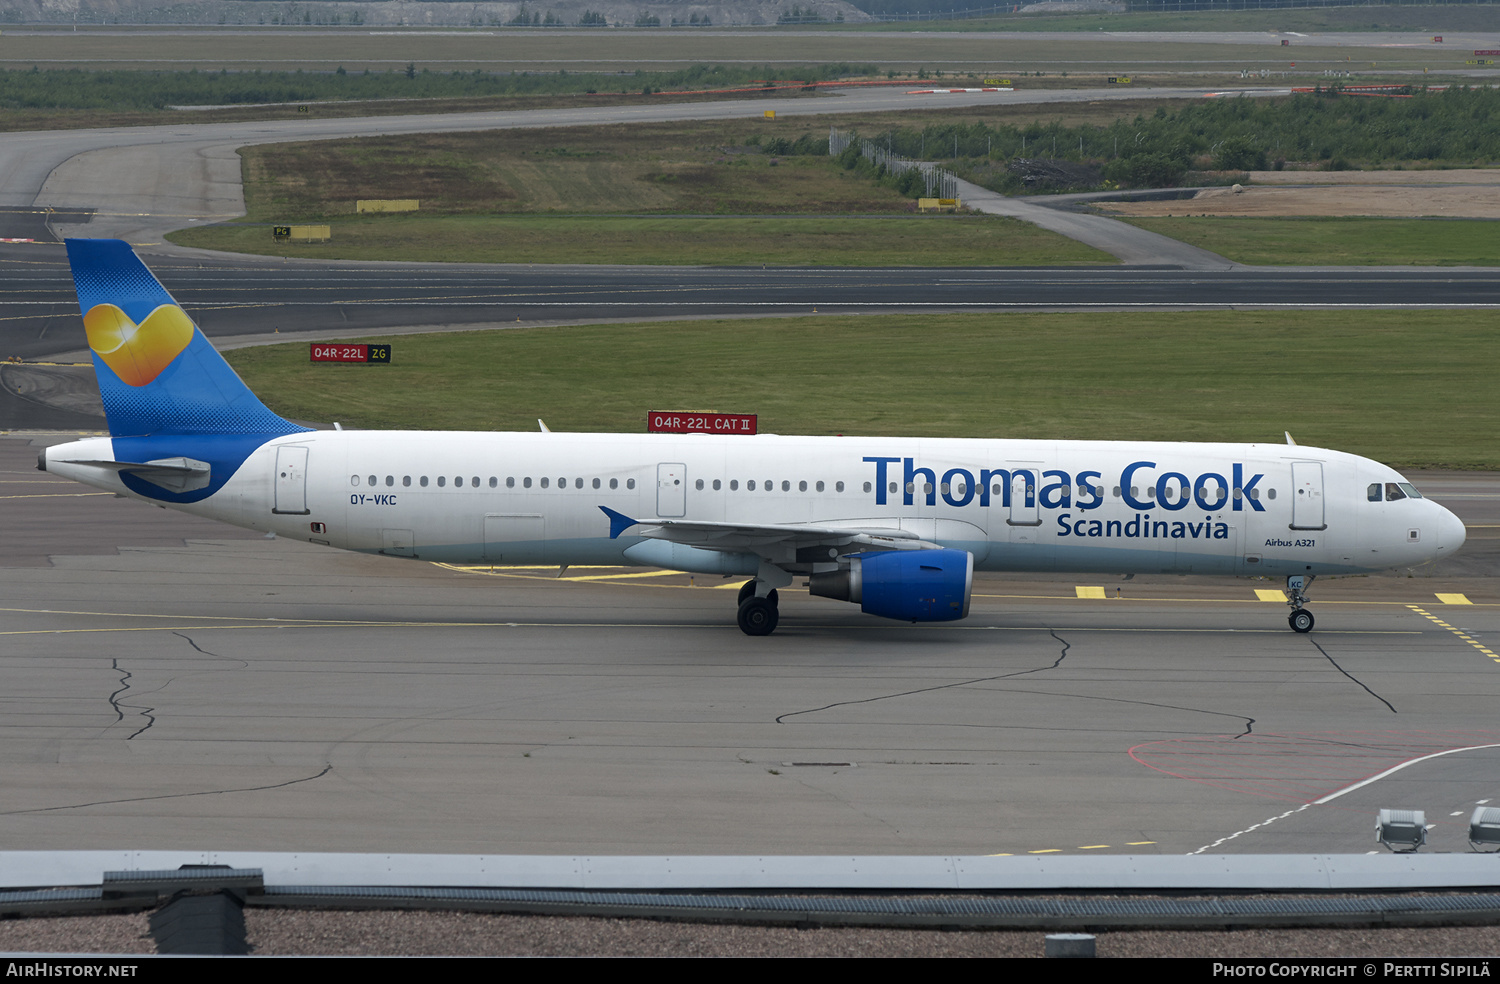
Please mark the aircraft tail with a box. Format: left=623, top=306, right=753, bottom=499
left=65, top=239, right=308, bottom=438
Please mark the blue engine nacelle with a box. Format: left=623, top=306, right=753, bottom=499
left=808, top=549, right=973, bottom=622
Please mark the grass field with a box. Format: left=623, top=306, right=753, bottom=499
left=0, top=27, right=1448, bottom=74
left=171, top=213, right=1107, bottom=265
left=166, top=118, right=1114, bottom=264
left=224, top=311, right=1500, bottom=470
left=1118, top=217, right=1500, bottom=266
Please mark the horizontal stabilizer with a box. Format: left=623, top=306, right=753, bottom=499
left=73, top=456, right=212, bottom=493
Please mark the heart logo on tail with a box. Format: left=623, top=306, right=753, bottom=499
left=83, top=303, right=195, bottom=387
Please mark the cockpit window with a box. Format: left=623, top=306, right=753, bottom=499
left=1398, top=482, right=1423, bottom=499
left=1368, top=483, right=1382, bottom=502
left=1385, top=483, right=1406, bottom=501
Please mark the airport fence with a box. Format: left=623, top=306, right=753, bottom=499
left=829, top=128, right=959, bottom=200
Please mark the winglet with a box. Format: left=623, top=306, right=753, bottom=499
left=599, top=505, right=641, bottom=539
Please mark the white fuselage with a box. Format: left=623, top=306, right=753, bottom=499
left=46, top=431, right=1464, bottom=578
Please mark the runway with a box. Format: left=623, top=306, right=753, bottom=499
left=3, top=435, right=1496, bottom=857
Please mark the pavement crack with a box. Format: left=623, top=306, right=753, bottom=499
left=107, top=657, right=156, bottom=740
left=172, top=631, right=249, bottom=669
left=106, top=658, right=130, bottom=725
left=0, top=764, right=334, bottom=816
left=1311, top=638, right=1397, bottom=713
left=776, top=628, right=1073, bottom=723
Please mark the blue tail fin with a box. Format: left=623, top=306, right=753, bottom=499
left=65, top=239, right=309, bottom=438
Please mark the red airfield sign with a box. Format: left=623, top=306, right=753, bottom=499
left=647, top=411, right=757, bottom=435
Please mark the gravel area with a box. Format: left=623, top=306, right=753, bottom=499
left=1096, top=168, right=1500, bottom=218
left=2, top=909, right=1500, bottom=957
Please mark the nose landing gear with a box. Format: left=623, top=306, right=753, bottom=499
left=1286, top=574, right=1315, bottom=633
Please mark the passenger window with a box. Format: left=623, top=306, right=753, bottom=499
left=368, top=475, right=377, bottom=487
left=403, top=476, right=411, bottom=487
left=1267, top=489, right=1275, bottom=500
left=764, top=479, right=771, bottom=491
left=524, top=477, right=532, bottom=489
left=593, top=478, right=601, bottom=490
left=386, top=476, right=394, bottom=487
left=627, top=478, right=635, bottom=490
left=438, top=476, right=446, bottom=487
left=836, top=481, right=844, bottom=493
left=940, top=482, right=951, bottom=495
left=862, top=482, right=870, bottom=493
left=574, top=478, right=582, bottom=489
left=420, top=476, right=429, bottom=488
left=609, top=478, right=617, bottom=490
left=782, top=480, right=790, bottom=492
left=473, top=476, right=481, bottom=487
left=799, top=481, right=807, bottom=492
left=489, top=477, right=497, bottom=488
left=730, top=480, right=739, bottom=491
left=541, top=477, right=549, bottom=489
left=695, top=479, right=704, bottom=490
left=351, top=475, right=360, bottom=487
left=507, top=477, right=515, bottom=488
left=1386, top=483, right=1406, bottom=501
left=815, top=481, right=823, bottom=492
left=1113, top=487, right=1121, bottom=497
left=748, top=480, right=757, bottom=491
left=713, top=479, right=721, bottom=491
left=454, top=476, right=464, bottom=488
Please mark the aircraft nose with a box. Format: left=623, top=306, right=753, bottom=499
left=1438, top=504, right=1466, bottom=553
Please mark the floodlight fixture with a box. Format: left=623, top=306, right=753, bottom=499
left=1376, top=809, right=1427, bottom=853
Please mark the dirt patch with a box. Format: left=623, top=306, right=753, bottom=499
left=1097, top=169, right=1500, bottom=218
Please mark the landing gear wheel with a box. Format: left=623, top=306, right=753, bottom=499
left=737, top=597, right=779, bottom=636
left=1289, top=608, right=1314, bottom=633
left=736, top=581, right=777, bottom=607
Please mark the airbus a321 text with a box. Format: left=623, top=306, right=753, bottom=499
left=40, top=241, right=1465, bottom=635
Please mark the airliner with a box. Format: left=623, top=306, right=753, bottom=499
left=39, top=240, right=1465, bottom=635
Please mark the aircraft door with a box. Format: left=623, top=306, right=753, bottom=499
left=1007, top=468, right=1040, bottom=526
left=272, top=445, right=309, bottom=515
left=657, top=462, right=686, bottom=517
left=1291, top=461, right=1327, bottom=530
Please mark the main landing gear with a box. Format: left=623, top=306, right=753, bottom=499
left=1286, top=574, right=1315, bottom=633
left=737, top=580, right=779, bottom=636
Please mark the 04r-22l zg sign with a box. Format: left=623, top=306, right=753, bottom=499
left=310, top=344, right=391, bottom=364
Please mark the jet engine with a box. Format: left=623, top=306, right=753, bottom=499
left=808, top=549, right=973, bottom=622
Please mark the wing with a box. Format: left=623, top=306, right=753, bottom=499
left=599, top=506, right=933, bottom=567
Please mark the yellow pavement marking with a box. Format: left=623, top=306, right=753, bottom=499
left=1437, top=593, right=1474, bottom=605
left=1409, top=605, right=1499, bottom=664
left=1075, top=586, right=1106, bottom=599
left=1078, top=845, right=1110, bottom=850
left=1028, top=849, right=1061, bottom=854
left=1125, top=841, right=1157, bottom=846
left=1256, top=588, right=1288, bottom=602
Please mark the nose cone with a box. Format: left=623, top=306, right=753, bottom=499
left=1437, top=504, right=1467, bottom=554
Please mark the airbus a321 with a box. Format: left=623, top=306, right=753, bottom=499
left=39, top=240, right=1466, bottom=635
